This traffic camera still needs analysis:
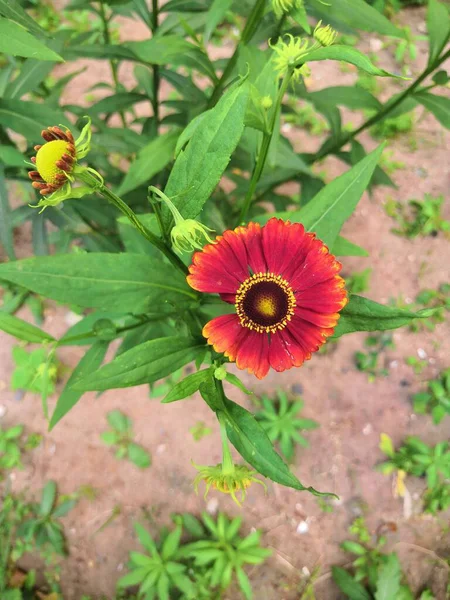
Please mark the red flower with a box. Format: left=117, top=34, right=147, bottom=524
left=187, top=218, right=348, bottom=379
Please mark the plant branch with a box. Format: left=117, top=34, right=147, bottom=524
left=207, top=0, right=267, bottom=108
left=312, top=47, right=450, bottom=162
left=237, top=69, right=292, bottom=225
left=77, top=171, right=189, bottom=275
left=99, top=1, right=127, bottom=129
left=151, top=0, right=160, bottom=132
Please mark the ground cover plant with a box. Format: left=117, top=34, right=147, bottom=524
left=1, top=0, right=448, bottom=505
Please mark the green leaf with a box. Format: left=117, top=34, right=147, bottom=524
left=333, top=295, right=436, bottom=338
left=0, top=312, right=55, bottom=343
left=63, top=44, right=136, bottom=61
left=117, top=567, right=150, bottom=587
left=0, top=0, right=47, bottom=37
left=0, top=166, right=16, bottom=260
left=162, top=368, right=212, bottom=403
left=379, top=433, right=395, bottom=458
left=4, top=57, right=56, bottom=99
left=107, top=410, right=131, bottom=432
left=204, top=0, right=233, bottom=42
left=73, top=336, right=205, bottom=391
left=375, top=553, right=401, bottom=600
left=236, top=566, right=253, bottom=600
left=162, top=79, right=249, bottom=228
left=0, top=18, right=63, bottom=61
left=128, top=442, right=151, bottom=468
left=340, top=541, right=367, bottom=555
left=0, top=145, right=25, bottom=167
left=331, top=236, right=368, bottom=257
left=308, top=86, right=382, bottom=112
left=0, top=253, right=196, bottom=312
left=128, top=34, right=200, bottom=66
left=332, top=566, right=372, bottom=600
left=117, top=131, right=178, bottom=196
left=414, top=91, right=450, bottom=129
left=267, top=144, right=382, bottom=247
left=224, top=396, right=333, bottom=497
left=161, top=525, right=182, bottom=560
left=88, top=92, right=147, bottom=116
left=302, top=46, right=404, bottom=78
left=0, top=99, right=68, bottom=139
left=39, top=481, right=57, bottom=516
left=426, top=0, right=450, bottom=65
left=49, top=342, right=109, bottom=430
left=308, top=0, right=404, bottom=38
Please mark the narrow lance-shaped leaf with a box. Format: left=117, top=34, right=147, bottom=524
left=308, top=0, right=404, bottom=39
left=0, top=0, right=47, bottom=37
left=117, top=131, right=179, bottom=196
left=162, top=368, right=212, bottom=403
left=0, top=253, right=196, bottom=313
left=49, top=341, right=109, bottom=430
left=301, top=46, right=405, bottom=79
left=426, top=0, right=450, bottom=65
left=0, top=99, right=68, bottom=139
left=0, top=18, right=63, bottom=61
left=0, top=312, right=55, bottom=344
left=162, top=79, right=249, bottom=228
left=414, top=91, right=450, bottom=130
left=73, top=337, right=206, bottom=392
left=255, top=144, right=384, bottom=248
left=0, top=165, right=16, bottom=260
left=333, top=295, right=437, bottom=338
left=223, top=396, right=335, bottom=497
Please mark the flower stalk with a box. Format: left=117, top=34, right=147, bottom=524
left=237, top=68, right=293, bottom=225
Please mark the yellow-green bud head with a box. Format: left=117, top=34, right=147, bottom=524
left=313, top=21, right=338, bottom=47
left=271, top=0, right=302, bottom=17
left=214, top=366, right=227, bottom=380
left=192, top=462, right=267, bottom=506
left=261, top=96, right=273, bottom=110
left=270, top=34, right=311, bottom=79
left=171, top=219, right=215, bottom=254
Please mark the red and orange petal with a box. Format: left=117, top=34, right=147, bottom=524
left=189, top=218, right=348, bottom=379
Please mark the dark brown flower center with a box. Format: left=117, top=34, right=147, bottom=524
left=235, top=273, right=296, bottom=333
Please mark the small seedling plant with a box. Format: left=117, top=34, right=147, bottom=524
left=118, top=512, right=271, bottom=600
left=384, top=195, right=450, bottom=239
left=101, top=410, right=151, bottom=469
left=354, top=333, right=395, bottom=382
left=255, top=390, right=319, bottom=460
left=1, top=480, right=76, bottom=596
left=332, top=517, right=439, bottom=599
left=413, top=368, right=450, bottom=424
left=378, top=434, right=450, bottom=514
left=0, top=424, right=41, bottom=478
left=0, top=0, right=449, bottom=502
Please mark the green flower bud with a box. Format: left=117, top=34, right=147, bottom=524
left=313, top=21, right=338, bottom=47
left=149, top=186, right=215, bottom=254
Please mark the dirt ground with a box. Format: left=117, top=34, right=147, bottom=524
left=1, top=6, right=450, bottom=600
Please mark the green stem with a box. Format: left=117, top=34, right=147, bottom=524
left=77, top=171, right=189, bottom=276
left=99, top=1, right=127, bottom=129
left=57, top=315, right=162, bottom=347
left=237, top=69, right=292, bottom=225
left=207, top=0, right=267, bottom=108
left=217, top=411, right=234, bottom=474
left=151, top=0, right=160, bottom=132
left=312, top=47, right=450, bottom=162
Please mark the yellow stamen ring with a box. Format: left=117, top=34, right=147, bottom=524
left=235, top=272, right=296, bottom=334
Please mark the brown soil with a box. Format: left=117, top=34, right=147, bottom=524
left=1, top=6, right=450, bottom=600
